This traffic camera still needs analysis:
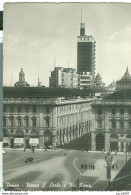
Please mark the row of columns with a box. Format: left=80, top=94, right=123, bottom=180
left=91, top=132, right=130, bottom=152
left=3, top=117, right=53, bottom=128
left=58, top=124, right=90, bottom=144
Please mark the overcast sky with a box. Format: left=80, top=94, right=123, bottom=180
left=3, top=3, right=131, bottom=86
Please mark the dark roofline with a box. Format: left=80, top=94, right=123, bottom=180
left=3, top=86, right=108, bottom=99
left=104, top=88, right=131, bottom=100
left=116, top=79, right=131, bottom=83
left=3, top=87, right=87, bottom=98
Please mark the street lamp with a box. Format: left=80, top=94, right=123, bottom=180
left=126, top=143, right=129, bottom=164
left=105, top=152, right=113, bottom=185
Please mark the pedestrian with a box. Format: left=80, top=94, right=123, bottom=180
left=45, top=145, right=47, bottom=151
left=115, top=164, right=118, bottom=169
left=112, top=164, right=114, bottom=169
left=93, top=165, right=95, bottom=170
left=76, top=178, right=79, bottom=190
left=89, top=164, right=90, bottom=169
left=90, top=164, right=92, bottom=170
left=24, top=145, right=26, bottom=152
left=32, top=146, right=34, bottom=153
left=94, top=165, right=95, bottom=170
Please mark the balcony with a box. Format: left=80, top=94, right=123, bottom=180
left=119, top=114, right=125, bottom=118
left=126, top=128, right=131, bottom=131
left=110, top=114, right=117, bottom=118
left=3, top=97, right=94, bottom=105
left=92, top=100, right=131, bottom=106
left=96, top=114, right=104, bottom=119
left=96, top=128, right=103, bottom=131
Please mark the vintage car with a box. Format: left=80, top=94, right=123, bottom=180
left=25, top=157, right=34, bottom=163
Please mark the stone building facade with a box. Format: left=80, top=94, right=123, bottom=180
left=49, top=67, right=79, bottom=88
left=78, top=72, right=93, bottom=88
left=3, top=87, right=93, bottom=149
left=91, top=90, right=131, bottom=152
left=116, top=67, right=131, bottom=90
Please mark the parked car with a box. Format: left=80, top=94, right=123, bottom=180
left=25, top=157, right=33, bottom=163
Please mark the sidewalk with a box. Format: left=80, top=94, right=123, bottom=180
left=3, top=148, right=65, bottom=152
left=82, top=159, right=121, bottom=181
left=88, top=150, right=129, bottom=155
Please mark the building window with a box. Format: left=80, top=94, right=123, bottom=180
left=120, top=109, right=124, bottom=115
left=3, top=106, right=6, bottom=112
left=33, top=107, right=36, bottom=113
left=46, top=107, right=50, bottom=114
left=3, top=117, right=6, bottom=127
left=46, top=118, right=50, bottom=127
left=97, top=120, right=102, bottom=129
left=25, top=107, right=29, bottom=113
left=32, top=118, right=36, bottom=127
left=10, top=107, right=14, bottom=113
left=128, top=109, right=131, bottom=115
left=120, top=121, right=124, bottom=129
left=18, top=118, right=21, bottom=127
left=111, top=121, right=116, bottom=129
left=98, top=109, right=102, bottom=115
left=10, top=119, right=14, bottom=127
left=129, top=121, right=131, bottom=129
left=18, top=107, right=21, bottom=113
left=112, top=109, right=116, bottom=115
left=25, top=118, right=29, bottom=127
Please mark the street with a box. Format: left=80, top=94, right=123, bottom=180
left=3, top=149, right=130, bottom=191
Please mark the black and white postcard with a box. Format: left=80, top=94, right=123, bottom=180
left=2, top=2, right=131, bottom=192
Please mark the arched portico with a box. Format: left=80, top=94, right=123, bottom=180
left=110, top=134, right=118, bottom=151
left=44, top=131, right=52, bottom=146
left=126, top=134, right=131, bottom=152
left=96, top=133, right=105, bottom=151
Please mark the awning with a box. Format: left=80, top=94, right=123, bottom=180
left=3, top=137, right=9, bottom=144
left=29, top=138, right=39, bottom=146
left=14, top=138, right=24, bottom=144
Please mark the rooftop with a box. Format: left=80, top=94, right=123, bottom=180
left=116, top=67, right=131, bottom=84
left=104, top=89, right=131, bottom=100
left=92, top=89, right=131, bottom=106
left=3, top=86, right=108, bottom=98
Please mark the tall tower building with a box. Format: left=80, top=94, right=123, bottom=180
left=77, top=13, right=96, bottom=78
